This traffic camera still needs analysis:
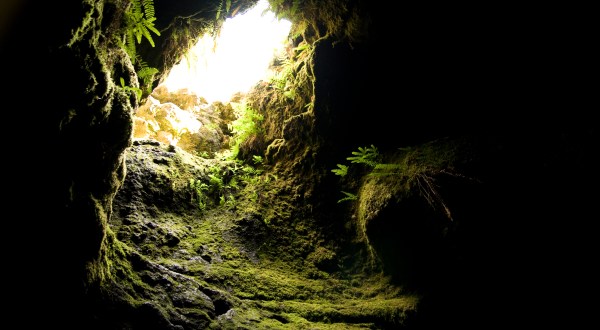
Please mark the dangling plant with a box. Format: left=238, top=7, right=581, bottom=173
left=215, top=0, right=232, bottom=20
left=136, top=58, right=159, bottom=94
left=117, top=0, right=161, bottom=98
left=123, top=0, right=161, bottom=62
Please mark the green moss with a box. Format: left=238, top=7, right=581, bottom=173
left=108, top=134, right=421, bottom=328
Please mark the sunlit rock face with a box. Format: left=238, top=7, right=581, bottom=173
left=134, top=97, right=202, bottom=145
left=134, top=87, right=236, bottom=156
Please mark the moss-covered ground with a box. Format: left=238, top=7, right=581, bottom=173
left=107, top=140, right=418, bottom=329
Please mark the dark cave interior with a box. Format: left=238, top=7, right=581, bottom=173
left=2, top=1, right=596, bottom=329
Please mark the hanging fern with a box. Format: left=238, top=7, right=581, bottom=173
left=136, top=57, right=159, bottom=94
left=130, top=0, right=160, bottom=46
left=215, top=0, right=232, bottom=20
left=123, top=0, right=161, bottom=62
left=117, top=0, right=161, bottom=98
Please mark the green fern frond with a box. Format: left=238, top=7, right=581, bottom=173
left=337, top=191, right=357, bottom=203
left=331, top=164, right=348, bottom=177
left=125, top=30, right=137, bottom=61
left=347, top=145, right=379, bottom=167
left=215, top=0, right=223, bottom=20
left=252, top=155, right=264, bottom=165
left=119, top=77, right=143, bottom=100
left=135, top=58, right=159, bottom=93
left=142, top=0, right=156, bottom=19
left=127, top=0, right=161, bottom=48
left=132, top=0, right=142, bottom=14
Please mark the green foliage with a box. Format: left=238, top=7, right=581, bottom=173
left=189, top=162, right=243, bottom=211
left=189, top=178, right=209, bottom=211
left=268, top=0, right=303, bottom=28
left=124, top=0, right=161, bottom=59
left=346, top=145, right=379, bottom=167
left=208, top=174, right=224, bottom=193
left=219, top=194, right=236, bottom=208
left=268, top=41, right=313, bottom=102
left=252, top=155, right=264, bottom=165
left=197, top=151, right=210, bottom=158
left=267, top=0, right=368, bottom=44
left=334, top=140, right=471, bottom=220
left=215, top=0, right=233, bottom=20
left=228, top=102, right=264, bottom=159
left=337, top=191, right=357, bottom=203
left=119, top=77, right=143, bottom=100
left=331, top=145, right=379, bottom=203
left=136, top=59, right=159, bottom=94
left=263, top=173, right=278, bottom=183
left=331, top=164, right=348, bottom=177
left=368, top=144, right=463, bottom=221
left=118, top=0, right=161, bottom=98
left=239, top=165, right=264, bottom=185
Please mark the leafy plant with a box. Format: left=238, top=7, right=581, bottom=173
left=240, top=165, right=263, bottom=185
left=124, top=0, right=161, bottom=61
left=221, top=194, right=236, bottom=208
left=252, top=155, right=264, bottom=165
left=268, top=41, right=313, bottom=101
left=119, top=77, right=143, bottom=99
left=331, top=145, right=379, bottom=203
left=331, top=164, right=348, bottom=177
left=337, top=191, right=357, bottom=203
left=228, top=102, right=264, bottom=159
left=347, top=145, right=379, bottom=167
left=189, top=178, right=209, bottom=211
left=208, top=174, right=224, bottom=194
left=118, top=0, right=161, bottom=97
left=263, top=173, right=278, bottom=183
left=197, top=151, right=210, bottom=158
left=215, top=0, right=232, bottom=20
left=136, top=59, right=159, bottom=94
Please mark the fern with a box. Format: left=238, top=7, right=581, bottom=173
left=118, top=0, right=161, bottom=98
left=130, top=0, right=160, bottom=46
left=189, top=179, right=209, bottom=211
left=119, top=77, right=142, bottom=100
left=228, top=102, right=264, bottom=159
left=331, top=164, right=348, bottom=177
left=215, top=0, right=232, bottom=20
left=347, top=145, right=379, bottom=167
left=252, top=155, right=264, bottom=165
left=136, top=58, right=159, bottom=94
left=123, top=0, right=161, bottom=62
left=337, top=191, right=357, bottom=203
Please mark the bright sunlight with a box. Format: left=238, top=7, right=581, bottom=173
left=160, top=0, right=292, bottom=103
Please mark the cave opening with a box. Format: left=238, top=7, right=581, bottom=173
left=161, top=0, right=291, bottom=103
left=4, top=1, right=594, bottom=329
left=133, top=0, right=292, bottom=154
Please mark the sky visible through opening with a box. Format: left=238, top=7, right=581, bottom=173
left=160, top=0, right=292, bottom=103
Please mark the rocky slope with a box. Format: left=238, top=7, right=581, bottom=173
left=105, top=139, right=419, bottom=329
